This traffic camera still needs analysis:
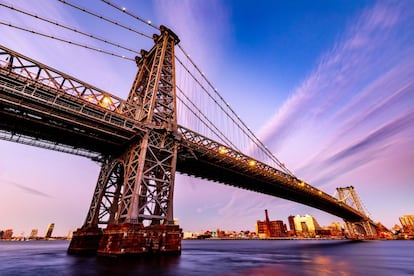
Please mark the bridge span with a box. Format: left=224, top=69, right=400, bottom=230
left=0, top=25, right=376, bottom=256
left=0, top=44, right=366, bottom=223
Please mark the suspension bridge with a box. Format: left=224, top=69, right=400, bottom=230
left=0, top=1, right=377, bottom=256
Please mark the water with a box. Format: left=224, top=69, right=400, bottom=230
left=0, top=239, right=413, bottom=275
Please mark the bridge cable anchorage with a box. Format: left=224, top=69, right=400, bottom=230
left=100, top=0, right=159, bottom=30
left=176, top=86, right=242, bottom=152
left=0, top=21, right=135, bottom=61
left=57, top=0, right=153, bottom=39
left=176, top=45, right=295, bottom=176
left=0, top=2, right=141, bottom=56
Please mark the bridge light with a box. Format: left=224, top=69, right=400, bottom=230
left=248, top=160, right=256, bottom=167
left=298, top=182, right=305, bottom=187
left=318, top=191, right=323, bottom=195
left=219, top=146, right=227, bottom=154
left=100, top=96, right=112, bottom=108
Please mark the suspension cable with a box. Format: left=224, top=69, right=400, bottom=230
left=100, top=0, right=159, bottom=31
left=3, top=0, right=293, bottom=175
left=57, top=0, right=153, bottom=39
left=176, top=85, right=241, bottom=151
left=177, top=45, right=294, bottom=176
left=0, top=2, right=141, bottom=56
left=176, top=50, right=294, bottom=175
left=0, top=21, right=135, bottom=61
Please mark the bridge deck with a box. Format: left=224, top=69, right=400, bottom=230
left=0, top=45, right=366, bottom=223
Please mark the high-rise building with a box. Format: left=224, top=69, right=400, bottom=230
left=45, top=223, right=55, bottom=239
left=256, top=210, right=287, bottom=238
left=399, top=215, right=414, bottom=234
left=292, top=214, right=321, bottom=238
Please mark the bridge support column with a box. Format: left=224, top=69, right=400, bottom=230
left=97, top=223, right=181, bottom=256
left=337, top=186, right=378, bottom=240
left=68, top=25, right=182, bottom=257
left=68, top=227, right=103, bottom=255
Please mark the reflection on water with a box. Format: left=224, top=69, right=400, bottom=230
left=0, top=239, right=413, bottom=275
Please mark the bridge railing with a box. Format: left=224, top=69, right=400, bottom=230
left=0, top=72, right=140, bottom=133
left=0, top=45, right=136, bottom=119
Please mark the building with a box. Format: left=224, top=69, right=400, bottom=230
left=2, top=229, right=13, bottom=240
left=256, top=210, right=287, bottom=238
left=29, top=229, right=39, bottom=239
left=399, top=215, right=414, bottom=234
left=291, top=214, right=321, bottom=238
left=326, top=222, right=343, bottom=237
left=288, top=215, right=296, bottom=236
left=45, top=223, right=55, bottom=239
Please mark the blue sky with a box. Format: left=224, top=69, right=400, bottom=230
left=0, top=0, right=413, bottom=236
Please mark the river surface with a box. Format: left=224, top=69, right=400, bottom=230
left=0, top=239, right=413, bottom=275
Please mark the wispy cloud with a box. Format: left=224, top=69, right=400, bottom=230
left=2, top=179, right=52, bottom=198
left=256, top=1, right=414, bottom=190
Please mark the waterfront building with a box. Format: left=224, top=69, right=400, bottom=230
left=288, top=215, right=296, bottom=236
left=45, top=223, right=55, bottom=239
left=292, top=214, right=321, bottom=238
left=327, top=222, right=343, bottom=237
left=399, top=215, right=414, bottom=234
left=2, top=229, right=13, bottom=240
left=183, top=232, right=197, bottom=239
left=256, top=209, right=287, bottom=238
left=29, top=229, right=39, bottom=239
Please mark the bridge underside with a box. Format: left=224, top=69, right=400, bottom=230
left=177, top=144, right=364, bottom=223
left=0, top=72, right=137, bottom=156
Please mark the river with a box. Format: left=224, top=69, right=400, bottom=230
left=0, top=239, right=413, bottom=275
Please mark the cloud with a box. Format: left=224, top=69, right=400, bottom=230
left=326, top=110, right=414, bottom=166
left=256, top=1, right=414, bottom=187
left=2, top=179, right=52, bottom=198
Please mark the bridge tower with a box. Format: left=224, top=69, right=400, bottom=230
left=337, top=186, right=377, bottom=239
left=68, top=26, right=182, bottom=256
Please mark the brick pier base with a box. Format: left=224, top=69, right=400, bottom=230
left=68, top=224, right=182, bottom=256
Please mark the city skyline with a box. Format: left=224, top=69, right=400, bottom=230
left=0, top=0, right=413, bottom=236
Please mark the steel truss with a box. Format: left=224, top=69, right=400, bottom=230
left=337, top=186, right=377, bottom=238
left=0, top=45, right=135, bottom=116
left=84, top=26, right=179, bottom=228
left=0, top=45, right=145, bottom=155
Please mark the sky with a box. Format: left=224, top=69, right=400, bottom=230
left=0, top=0, right=413, bottom=236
